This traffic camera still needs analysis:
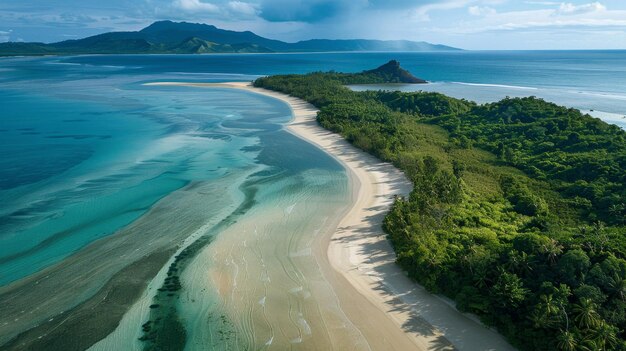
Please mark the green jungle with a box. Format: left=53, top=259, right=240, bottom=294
left=254, top=61, right=626, bottom=351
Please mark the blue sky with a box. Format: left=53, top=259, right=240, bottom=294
left=1, top=0, right=625, bottom=49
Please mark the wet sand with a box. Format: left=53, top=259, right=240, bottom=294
left=146, top=82, right=515, bottom=351
left=180, top=175, right=366, bottom=350
left=1, top=250, right=174, bottom=351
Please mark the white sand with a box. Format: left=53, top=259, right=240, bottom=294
left=145, top=81, right=515, bottom=351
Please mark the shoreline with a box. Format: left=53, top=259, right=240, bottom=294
left=147, top=81, right=514, bottom=350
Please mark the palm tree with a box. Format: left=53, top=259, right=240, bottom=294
left=608, top=203, right=623, bottom=215
left=505, top=250, right=533, bottom=276
left=577, top=338, right=597, bottom=351
left=540, top=294, right=560, bottom=316
left=555, top=330, right=577, bottom=351
left=608, top=203, right=624, bottom=223
left=541, top=238, right=563, bottom=264
left=530, top=294, right=562, bottom=329
left=472, top=265, right=490, bottom=289
left=529, top=309, right=548, bottom=329
left=572, top=298, right=601, bottom=329
left=589, top=321, right=619, bottom=351
left=608, top=274, right=626, bottom=301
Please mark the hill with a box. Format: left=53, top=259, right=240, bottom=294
left=360, top=60, right=427, bottom=83
left=330, top=60, right=428, bottom=84
left=0, top=20, right=461, bottom=56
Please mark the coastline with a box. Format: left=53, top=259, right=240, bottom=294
left=147, top=81, right=515, bottom=350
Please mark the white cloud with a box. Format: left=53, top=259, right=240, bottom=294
left=524, top=1, right=559, bottom=5
left=174, top=0, right=219, bottom=13
left=412, top=0, right=504, bottom=21
left=469, top=6, right=496, bottom=16
left=227, top=1, right=259, bottom=16
left=167, top=0, right=258, bottom=19
left=557, top=2, right=606, bottom=15
left=412, top=0, right=472, bottom=21
left=426, top=1, right=625, bottom=35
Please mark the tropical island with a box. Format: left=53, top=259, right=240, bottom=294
left=251, top=61, right=626, bottom=351
left=0, top=21, right=460, bottom=56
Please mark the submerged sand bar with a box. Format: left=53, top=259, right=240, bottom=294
left=146, top=81, right=515, bottom=350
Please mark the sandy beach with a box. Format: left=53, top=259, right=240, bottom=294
left=146, top=81, right=515, bottom=350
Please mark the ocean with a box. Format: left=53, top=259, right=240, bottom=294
left=0, top=51, right=624, bottom=349
left=62, top=51, right=626, bottom=128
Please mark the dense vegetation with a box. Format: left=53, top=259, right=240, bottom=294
left=254, top=63, right=626, bottom=350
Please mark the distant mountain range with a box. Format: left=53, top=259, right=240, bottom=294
left=0, top=21, right=461, bottom=56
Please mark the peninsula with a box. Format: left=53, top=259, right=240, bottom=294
left=252, top=62, right=626, bottom=350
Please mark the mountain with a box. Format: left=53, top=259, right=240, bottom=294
left=138, top=21, right=288, bottom=49
left=360, top=60, right=427, bottom=83
left=0, top=20, right=461, bottom=56
left=327, top=60, right=427, bottom=84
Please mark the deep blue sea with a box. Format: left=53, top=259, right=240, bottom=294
left=1, top=51, right=625, bottom=285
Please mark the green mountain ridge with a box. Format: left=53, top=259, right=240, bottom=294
left=0, top=20, right=461, bottom=56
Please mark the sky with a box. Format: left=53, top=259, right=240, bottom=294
left=0, top=0, right=625, bottom=50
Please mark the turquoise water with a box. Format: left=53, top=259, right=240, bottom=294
left=1, top=51, right=625, bottom=286
left=0, top=66, right=342, bottom=284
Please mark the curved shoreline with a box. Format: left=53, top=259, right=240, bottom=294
left=147, top=81, right=515, bottom=350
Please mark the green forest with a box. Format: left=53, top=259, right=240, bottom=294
left=254, top=63, right=626, bottom=351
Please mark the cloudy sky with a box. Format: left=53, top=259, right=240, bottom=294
left=0, top=0, right=625, bottom=49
